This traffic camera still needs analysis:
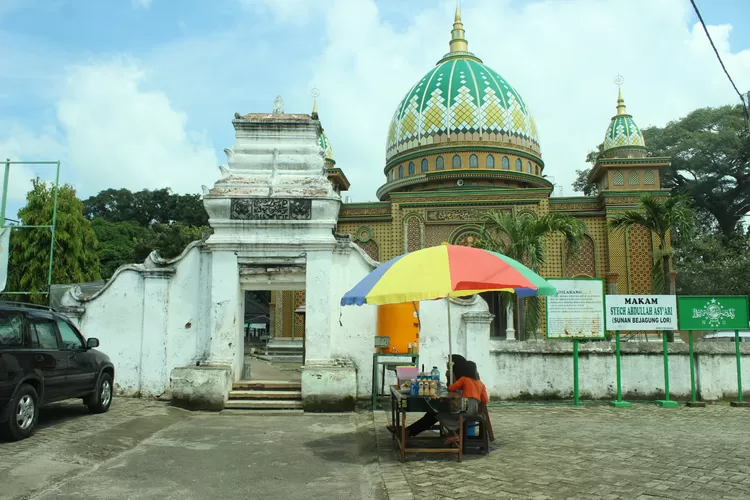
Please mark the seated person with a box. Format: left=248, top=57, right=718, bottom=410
left=439, top=361, right=488, bottom=445
left=387, top=355, right=471, bottom=438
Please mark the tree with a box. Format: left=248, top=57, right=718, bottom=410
left=84, top=188, right=209, bottom=227
left=479, top=211, right=586, bottom=339
left=91, top=219, right=151, bottom=278
left=4, top=179, right=101, bottom=303
left=572, top=143, right=603, bottom=196
left=646, top=105, right=750, bottom=237
left=675, top=233, right=750, bottom=297
left=609, top=195, right=694, bottom=299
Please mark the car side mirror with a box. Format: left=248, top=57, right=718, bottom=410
left=86, top=338, right=100, bottom=349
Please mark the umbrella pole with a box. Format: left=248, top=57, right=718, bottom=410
left=447, top=298, right=453, bottom=385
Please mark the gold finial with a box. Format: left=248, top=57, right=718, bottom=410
left=613, top=74, right=627, bottom=115
left=449, top=2, right=468, bottom=54
left=311, top=86, right=320, bottom=119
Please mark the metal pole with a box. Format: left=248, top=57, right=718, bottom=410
left=656, top=331, right=678, bottom=407
left=46, top=161, right=61, bottom=292
left=573, top=339, right=580, bottom=406
left=1, top=159, right=9, bottom=227
left=735, top=330, right=743, bottom=403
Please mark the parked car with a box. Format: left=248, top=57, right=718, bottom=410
left=702, top=331, right=750, bottom=342
left=0, top=301, right=114, bottom=441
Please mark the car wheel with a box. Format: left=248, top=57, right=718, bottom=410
left=1, top=384, right=39, bottom=441
left=86, top=373, right=113, bottom=414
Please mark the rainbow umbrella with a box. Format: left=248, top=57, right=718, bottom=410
left=341, top=244, right=557, bottom=380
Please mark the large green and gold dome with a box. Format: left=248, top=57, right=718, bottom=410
left=601, top=88, right=646, bottom=156
left=378, top=8, right=550, bottom=200
left=385, top=57, right=540, bottom=162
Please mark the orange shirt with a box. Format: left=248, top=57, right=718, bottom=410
left=448, top=377, right=489, bottom=404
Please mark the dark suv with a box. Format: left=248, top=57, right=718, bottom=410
left=0, top=301, right=115, bottom=441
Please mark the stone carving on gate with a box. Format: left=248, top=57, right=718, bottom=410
left=230, top=198, right=312, bottom=220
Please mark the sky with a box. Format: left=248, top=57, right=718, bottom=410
left=1, top=0, right=749, bottom=220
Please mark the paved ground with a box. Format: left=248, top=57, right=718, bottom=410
left=3, top=399, right=749, bottom=500
left=375, top=403, right=750, bottom=500
left=1, top=399, right=383, bottom=500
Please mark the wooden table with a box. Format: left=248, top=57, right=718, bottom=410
left=389, top=386, right=464, bottom=463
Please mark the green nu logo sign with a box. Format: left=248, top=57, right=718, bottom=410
left=677, top=296, right=749, bottom=331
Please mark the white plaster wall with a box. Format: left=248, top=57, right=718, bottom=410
left=69, top=245, right=208, bottom=398
left=75, top=271, right=145, bottom=396
left=484, top=341, right=750, bottom=401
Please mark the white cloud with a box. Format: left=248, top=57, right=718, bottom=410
left=308, top=0, right=750, bottom=200
left=56, top=58, right=218, bottom=196
left=132, top=0, right=152, bottom=9
left=236, top=0, right=313, bottom=24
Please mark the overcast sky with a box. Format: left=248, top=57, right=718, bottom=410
left=1, top=0, right=749, bottom=218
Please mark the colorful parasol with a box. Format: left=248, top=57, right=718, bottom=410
left=341, top=244, right=557, bottom=381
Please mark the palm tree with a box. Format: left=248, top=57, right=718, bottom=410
left=608, top=195, right=695, bottom=295
left=479, top=211, right=586, bottom=339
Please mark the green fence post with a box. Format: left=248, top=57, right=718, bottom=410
left=610, top=331, right=631, bottom=408
left=686, top=331, right=705, bottom=407
left=573, top=339, right=582, bottom=406
left=730, top=329, right=749, bottom=407
left=656, top=331, right=678, bottom=408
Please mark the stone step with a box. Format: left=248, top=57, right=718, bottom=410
left=224, top=399, right=304, bottom=410
left=229, top=389, right=302, bottom=400
left=220, top=409, right=304, bottom=416
left=233, top=380, right=301, bottom=391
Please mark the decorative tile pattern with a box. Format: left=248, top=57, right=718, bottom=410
left=628, top=170, right=640, bottom=186
left=318, top=131, right=334, bottom=162
left=643, top=169, right=656, bottom=185
left=613, top=171, right=625, bottom=186
left=565, top=235, right=596, bottom=278
left=386, top=58, right=541, bottom=161
left=356, top=239, right=380, bottom=261
left=405, top=215, right=423, bottom=252
left=603, top=114, right=646, bottom=151
left=628, top=225, right=653, bottom=294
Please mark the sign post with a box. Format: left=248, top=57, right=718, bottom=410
left=677, top=296, right=749, bottom=408
left=686, top=331, right=704, bottom=407
left=547, top=278, right=605, bottom=406
left=605, top=295, right=677, bottom=408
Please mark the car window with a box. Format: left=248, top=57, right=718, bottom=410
left=0, top=312, right=25, bottom=348
left=30, top=320, right=59, bottom=349
left=57, top=320, right=84, bottom=350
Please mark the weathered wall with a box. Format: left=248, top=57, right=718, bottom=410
left=63, top=243, right=209, bottom=398
left=485, top=341, right=750, bottom=401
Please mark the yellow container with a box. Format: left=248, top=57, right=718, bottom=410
left=376, top=302, right=420, bottom=354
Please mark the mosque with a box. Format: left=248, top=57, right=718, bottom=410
left=268, top=7, right=671, bottom=342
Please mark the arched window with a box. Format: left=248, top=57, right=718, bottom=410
left=398, top=165, right=404, bottom=178
left=613, top=171, right=624, bottom=186
left=469, top=154, right=478, bottom=168
left=421, top=158, right=428, bottom=173
left=452, top=155, right=461, bottom=169
left=502, top=156, right=509, bottom=170
left=535, top=165, right=539, bottom=175
left=515, top=158, right=522, bottom=171
left=628, top=170, right=640, bottom=186
left=408, top=161, right=415, bottom=175
left=486, top=155, right=495, bottom=169
left=436, top=156, right=445, bottom=170
left=526, top=161, right=532, bottom=173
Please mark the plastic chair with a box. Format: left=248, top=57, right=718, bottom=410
left=462, top=415, right=490, bottom=455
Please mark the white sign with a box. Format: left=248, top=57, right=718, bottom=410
left=546, top=278, right=605, bottom=339
left=605, top=295, right=677, bottom=331
left=0, top=228, right=9, bottom=293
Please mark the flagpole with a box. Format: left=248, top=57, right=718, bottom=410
left=447, top=298, right=453, bottom=384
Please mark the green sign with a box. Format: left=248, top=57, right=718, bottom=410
left=677, top=296, right=749, bottom=331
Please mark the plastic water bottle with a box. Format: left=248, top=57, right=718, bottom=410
left=430, top=366, right=440, bottom=395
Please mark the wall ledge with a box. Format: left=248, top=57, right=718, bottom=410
left=489, top=339, right=750, bottom=355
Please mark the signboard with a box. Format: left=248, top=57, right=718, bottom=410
left=677, top=296, right=749, bottom=331
left=546, top=278, right=605, bottom=339
left=605, top=295, right=677, bottom=331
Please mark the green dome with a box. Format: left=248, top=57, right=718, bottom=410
left=319, top=130, right=334, bottom=164
left=602, top=90, right=646, bottom=153
left=385, top=56, right=540, bottom=163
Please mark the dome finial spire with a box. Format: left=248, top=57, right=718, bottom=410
left=614, top=74, right=627, bottom=116
left=311, top=86, right=320, bottom=119
left=449, top=0, right=469, bottom=54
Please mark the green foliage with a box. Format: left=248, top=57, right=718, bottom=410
left=84, top=188, right=211, bottom=278
left=675, top=233, right=750, bottom=297
left=479, top=211, right=586, bottom=339
left=573, top=143, right=603, bottom=196
left=4, top=179, right=101, bottom=303
left=608, top=195, right=695, bottom=296
left=645, top=104, right=750, bottom=237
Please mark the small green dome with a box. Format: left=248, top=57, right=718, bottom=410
left=602, top=90, right=646, bottom=153
left=319, top=130, right=334, bottom=164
